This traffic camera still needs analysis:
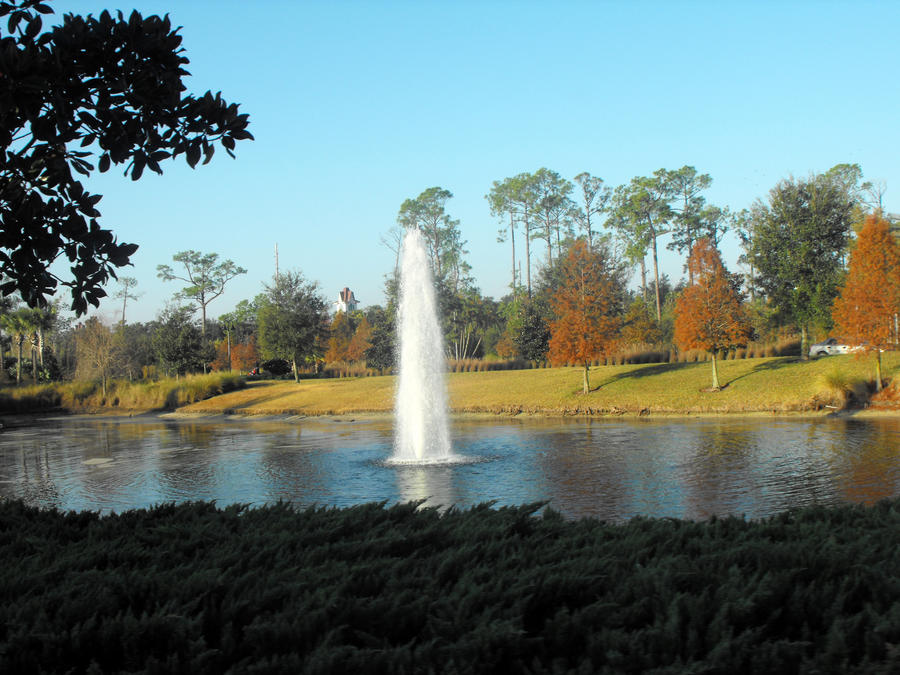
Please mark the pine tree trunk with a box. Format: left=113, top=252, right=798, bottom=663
left=640, top=259, right=647, bottom=301
left=525, top=216, right=532, bottom=298
left=292, top=359, right=300, bottom=383
left=509, top=213, right=516, bottom=295
left=651, top=235, right=662, bottom=322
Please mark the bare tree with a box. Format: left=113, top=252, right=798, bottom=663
left=113, top=277, right=142, bottom=324
left=75, top=316, right=119, bottom=397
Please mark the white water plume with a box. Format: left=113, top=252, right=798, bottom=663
left=392, top=227, right=453, bottom=463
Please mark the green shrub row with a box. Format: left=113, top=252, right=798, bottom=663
left=446, top=339, right=802, bottom=372
left=2, top=498, right=900, bottom=673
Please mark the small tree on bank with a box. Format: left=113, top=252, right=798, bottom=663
left=674, top=239, right=750, bottom=391
left=154, top=305, right=207, bottom=377
left=74, top=317, right=118, bottom=397
left=548, top=240, right=622, bottom=394
left=832, top=214, right=900, bottom=391
left=157, top=251, right=247, bottom=346
left=257, top=271, right=328, bottom=382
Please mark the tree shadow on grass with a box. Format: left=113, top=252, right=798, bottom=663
left=724, top=356, right=805, bottom=387
left=591, top=356, right=804, bottom=392
left=591, top=361, right=694, bottom=390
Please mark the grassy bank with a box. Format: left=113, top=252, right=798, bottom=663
left=0, top=372, right=246, bottom=414
left=2, top=498, right=900, bottom=673
left=178, top=354, right=900, bottom=417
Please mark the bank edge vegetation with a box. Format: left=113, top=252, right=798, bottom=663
left=2, top=498, right=900, bottom=673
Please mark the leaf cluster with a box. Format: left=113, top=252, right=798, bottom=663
left=548, top=240, right=623, bottom=366
left=0, top=1, right=252, bottom=313
left=749, top=167, right=861, bottom=329
left=3, top=498, right=900, bottom=673
left=257, top=271, right=328, bottom=374
left=833, top=213, right=900, bottom=351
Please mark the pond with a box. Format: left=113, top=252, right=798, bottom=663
left=0, top=415, right=898, bottom=521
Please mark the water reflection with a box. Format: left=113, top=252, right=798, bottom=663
left=0, top=415, right=897, bottom=521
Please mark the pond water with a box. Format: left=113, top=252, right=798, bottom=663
left=0, top=415, right=898, bottom=521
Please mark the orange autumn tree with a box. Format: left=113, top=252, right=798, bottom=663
left=212, top=337, right=258, bottom=372
left=325, top=311, right=354, bottom=364
left=548, top=239, right=622, bottom=394
left=832, top=214, right=900, bottom=391
left=674, top=239, right=750, bottom=391
left=346, top=316, right=373, bottom=363
left=231, top=338, right=259, bottom=373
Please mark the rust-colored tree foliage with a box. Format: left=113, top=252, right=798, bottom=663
left=231, top=339, right=259, bottom=373
left=548, top=240, right=622, bottom=393
left=325, top=311, right=354, bottom=364
left=832, top=214, right=900, bottom=391
left=674, top=239, right=750, bottom=390
left=346, top=317, right=373, bottom=363
left=212, top=338, right=258, bottom=373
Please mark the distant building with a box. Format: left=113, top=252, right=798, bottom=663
left=333, top=287, right=359, bottom=314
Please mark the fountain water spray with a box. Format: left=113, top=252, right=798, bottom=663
left=392, top=227, right=453, bottom=463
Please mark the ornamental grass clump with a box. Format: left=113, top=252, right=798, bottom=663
left=817, top=369, right=868, bottom=409
left=0, top=373, right=246, bottom=413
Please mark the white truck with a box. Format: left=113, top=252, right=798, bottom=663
left=809, top=337, right=859, bottom=357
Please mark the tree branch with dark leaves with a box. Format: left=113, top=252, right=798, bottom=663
left=0, top=0, right=252, bottom=314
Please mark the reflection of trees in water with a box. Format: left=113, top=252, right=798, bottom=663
left=254, top=421, right=396, bottom=506
left=256, top=427, right=325, bottom=503
left=825, top=420, right=900, bottom=505
left=683, top=421, right=760, bottom=519
left=140, top=421, right=224, bottom=501
left=161, top=421, right=216, bottom=449
left=16, top=437, right=63, bottom=509
left=533, top=422, right=640, bottom=520
left=2, top=417, right=897, bottom=517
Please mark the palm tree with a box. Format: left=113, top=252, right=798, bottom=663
left=0, top=309, right=35, bottom=384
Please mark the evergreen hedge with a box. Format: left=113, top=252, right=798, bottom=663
left=2, top=498, right=900, bottom=673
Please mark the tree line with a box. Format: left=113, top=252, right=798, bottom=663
left=1, top=2, right=897, bottom=394
left=2, top=162, right=897, bottom=395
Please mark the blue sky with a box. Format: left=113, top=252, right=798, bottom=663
left=59, top=0, right=900, bottom=324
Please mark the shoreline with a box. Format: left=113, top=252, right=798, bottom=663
left=2, top=356, right=898, bottom=424
left=3, top=404, right=896, bottom=429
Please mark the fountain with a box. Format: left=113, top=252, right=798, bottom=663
left=391, top=227, right=454, bottom=463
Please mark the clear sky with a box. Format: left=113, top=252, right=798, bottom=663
left=58, top=0, right=900, bottom=324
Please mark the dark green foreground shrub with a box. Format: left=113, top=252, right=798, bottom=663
left=2, top=499, right=900, bottom=674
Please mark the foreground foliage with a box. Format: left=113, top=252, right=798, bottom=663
left=0, top=0, right=252, bottom=312
left=2, top=499, right=900, bottom=673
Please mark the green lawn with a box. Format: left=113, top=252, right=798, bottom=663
left=178, top=353, right=900, bottom=417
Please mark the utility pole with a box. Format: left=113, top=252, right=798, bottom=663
left=274, top=243, right=279, bottom=282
